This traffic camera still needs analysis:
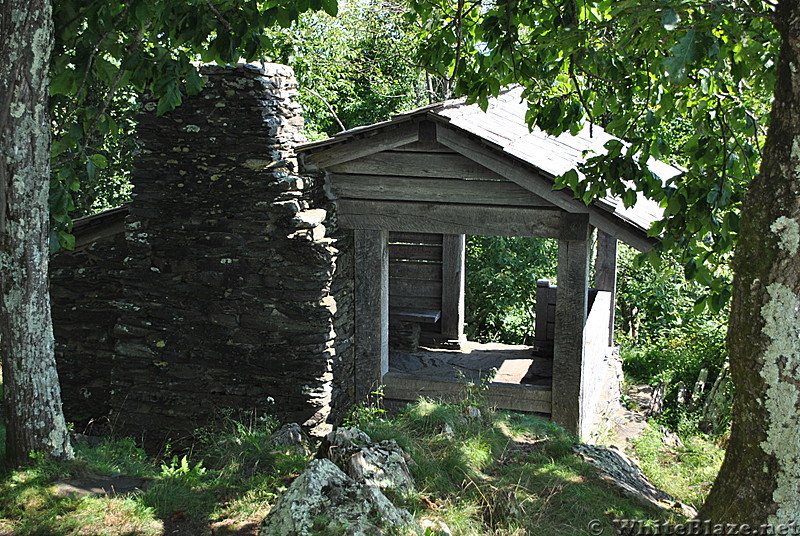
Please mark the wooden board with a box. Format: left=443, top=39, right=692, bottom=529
left=328, top=151, right=503, bottom=179
left=329, top=174, right=552, bottom=207
left=390, top=295, right=441, bottom=310
left=435, top=126, right=585, bottom=211
left=392, top=141, right=454, bottom=153
left=390, top=278, right=442, bottom=298
left=389, top=243, right=443, bottom=261
left=389, top=307, right=441, bottom=324
left=302, top=124, right=419, bottom=170
left=390, top=232, right=443, bottom=245
left=338, top=200, right=563, bottom=238
left=382, top=372, right=552, bottom=414
left=389, top=261, right=442, bottom=280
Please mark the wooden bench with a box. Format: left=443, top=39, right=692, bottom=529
left=389, top=307, right=441, bottom=352
left=389, top=307, right=441, bottom=324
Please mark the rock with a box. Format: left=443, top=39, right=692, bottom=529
left=419, top=518, right=452, bottom=536
left=347, top=439, right=415, bottom=496
left=325, top=426, right=373, bottom=466
left=573, top=443, right=697, bottom=518
left=272, top=423, right=311, bottom=455
left=53, top=476, right=151, bottom=498
left=260, top=458, right=422, bottom=536
left=647, top=381, right=665, bottom=416
left=324, top=427, right=415, bottom=495
left=659, top=426, right=684, bottom=450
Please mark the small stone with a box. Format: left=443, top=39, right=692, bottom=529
left=272, top=423, right=311, bottom=455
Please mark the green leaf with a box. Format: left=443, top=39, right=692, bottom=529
left=185, top=67, right=204, bottom=95
left=662, top=8, right=680, bottom=31
left=321, top=0, right=338, bottom=16
left=58, top=230, right=76, bottom=251
left=664, top=29, right=698, bottom=85
left=89, top=154, right=108, bottom=169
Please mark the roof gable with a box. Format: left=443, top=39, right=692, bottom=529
left=299, top=89, right=681, bottom=251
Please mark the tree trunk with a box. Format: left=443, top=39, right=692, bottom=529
left=0, top=0, right=73, bottom=466
left=700, top=0, right=800, bottom=524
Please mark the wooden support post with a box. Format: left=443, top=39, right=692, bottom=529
left=354, top=229, right=389, bottom=401
left=595, top=230, right=618, bottom=346
left=552, top=213, right=591, bottom=438
left=441, top=234, right=465, bottom=342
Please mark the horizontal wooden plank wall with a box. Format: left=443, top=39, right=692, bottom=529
left=388, top=232, right=444, bottom=338
left=383, top=372, right=552, bottom=414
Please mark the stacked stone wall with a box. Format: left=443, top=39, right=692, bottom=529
left=50, top=209, right=127, bottom=427
left=51, top=64, right=355, bottom=445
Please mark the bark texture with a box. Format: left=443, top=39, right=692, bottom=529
left=0, top=0, right=73, bottom=465
left=700, top=0, right=800, bottom=524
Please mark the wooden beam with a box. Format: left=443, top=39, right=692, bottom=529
left=551, top=217, right=591, bottom=438
left=588, top=211, right=655, bottom=252
left=328, top=152, right=502, bottom=179
left=560, top=212, right=591, bottom=241
left=382, top=372, right=552, bottom=414
left=337, top=200, right=563, bottom=238
left=595, top=230, right=618, bottom=346
left=301, top=124, right=419, bottom=170
left=441, top=234, right=465, bottom=341
left=354, top=230, right=389, bottom=401
left=329, top=174, right=553, bottom=207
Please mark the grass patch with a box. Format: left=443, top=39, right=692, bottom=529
left=0, top=415, right=310, bottom=536
left=357, top=399, right=680, bottom=536
left=632, top=423, right=724, bottom=509
left=0, top=396, right=714, bottom=536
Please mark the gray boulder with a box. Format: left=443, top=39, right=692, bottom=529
left=260, top=458, right=421, bottom=536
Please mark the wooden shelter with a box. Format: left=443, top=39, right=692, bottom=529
left=298, top=87, right=679, bottom=438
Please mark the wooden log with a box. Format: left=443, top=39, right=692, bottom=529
left=551, top=214, right=591, bottom=438
left=389, top=243, right=443, bottom=261
left=329, top=174, right=552, bottom=207
left=337, top=200, right=563, bottom=238
left=389, top=261, right=442, bottom=280
left=301, top=123, right=419, bottom=170
left=382, top=372, right=552, bottom=414
left=354, top=229, right=389, bottom=401
left=328, top=152, right=502, bottom=179
left=441, top=234, right=465, bottom=340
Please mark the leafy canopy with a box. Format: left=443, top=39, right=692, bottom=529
left=49, top=0, right=337, bottom=249
left=408, top=0, right=778, bottom=311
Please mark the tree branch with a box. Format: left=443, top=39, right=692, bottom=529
left=305, top=87, right=346, bottom=132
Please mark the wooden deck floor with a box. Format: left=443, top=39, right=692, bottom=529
left=385, top=342, right=553, bottom=414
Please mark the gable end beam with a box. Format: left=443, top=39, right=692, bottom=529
left=301, top=122, right=420, bottom=170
